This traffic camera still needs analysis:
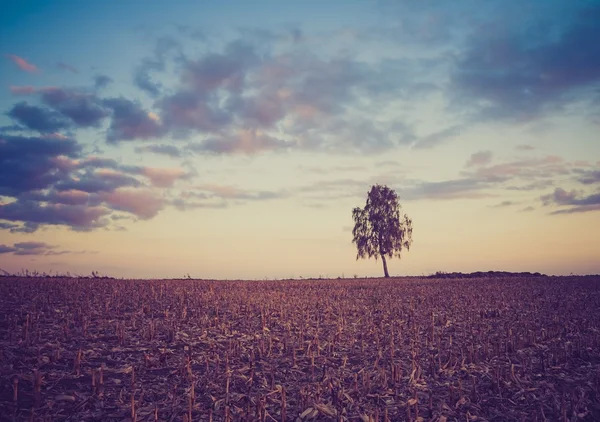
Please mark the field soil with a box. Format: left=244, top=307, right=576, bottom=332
left=1, top=275, right=600, bottom=421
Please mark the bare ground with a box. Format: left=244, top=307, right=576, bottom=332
left=1, top=275, right=600, bottom=421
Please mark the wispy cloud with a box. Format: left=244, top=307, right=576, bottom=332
left=0, top=241, right=87, bottom=256
left=134, top=144, right=182, bottom=158
left=466, top=150, right=493, bottom=167
left=6, top=54, right=39, bottom=73
left=57, top=62, right=78, bottom=73
left=9, top=85, right=37, bottom=95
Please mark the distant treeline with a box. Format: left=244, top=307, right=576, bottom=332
left=429, top=270, right=546, bottom=279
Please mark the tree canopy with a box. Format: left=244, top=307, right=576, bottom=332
left=352, top=184, right=413, bottom=277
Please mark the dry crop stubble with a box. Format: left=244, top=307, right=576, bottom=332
left=0, top=275, right=599, bottom=421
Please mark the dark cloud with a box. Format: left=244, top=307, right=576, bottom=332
left=0, top=134, right=80, bottom=196
left=0, top=245, right=17, bottom=254
left=541, top=188, right=600, bottom=207
left=550, top=204, right=600, bottom=215
left=15, top=241, right=52, bottom=250
left=6, top=102, right=70, bottom=132
left=0, top=200, right=110, bottom=231
left=541, top=187, right=600, bottom=214
left=134, top=144, right=182, bottom=158
left=0, top=241, right=84, bottom=256
left=103, top=97, right=163, bottom=142
left=41, top=88, right=109, bottom=127
left=577, top=170, right=600, bottom=185
left=94, top=75, right=113, bottom=89
left=20, top=189, right=91, bottom=206
left=0, top=133, right=188, bottom=231
left=13, top=241, right=56, bottom=255
left=451, top=4, right=600, bottom=121
left=466, top=150, right=493, bottom=167
left=55, top=170, right=141, bottom=194
left=0, top=124, right=26, bottom=132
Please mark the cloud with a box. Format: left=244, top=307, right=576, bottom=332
left=400, top=178, right=494, bottom=201
left=577, top=170, right=600, bottom=185
left=55, top=168, right=142, bottom=193
left=6, top=102, right=71, bottom=132
left=516, top=144, right=535, bottom=151
left=506, top=180, right=554, bottom=191
left=550, top=204, right=600, bottom=214
left=133, top=36, right=183, bottom=97
left=13, top=241, right=55, bottom=255
left=172, top=198, right=227, bottom=211
left=197, top=184, right=287, bottom=201
left=0, top=200, right=110, bottom=231
left=461, top=155, right=569, bottom=184
left=159, top=90, right=233, bottom=134
left=0, top=134, right=80, bottom=196
left=41, top=88, right=109, bottom=127
left=413, top=125, right=463, bottom=149
left=541, top=187, right=600, bottom=214
left=20, top=189, right=91, bottom=206
left=141, top=167, right=187, bottom=188
left=0, top=245, right=17, bottom=254
left=541, top=188, right=600, bottom=207
left=57, top=62, right=78, bottom=73
left=492, top=200, right=518, bottom=207
left=9, top=86, right=37, bottom=95
left=0, top=133, right=190, bottom=231
left=451, top=4, right=600, bottom=121
left=103, top=97, right=163, bottom=142
left=151, top=39, right=425, bottom=154
left=6, top=54, right=39, bottom=73
left=0, top=241, right=83, bottom=256
left=100, top=188, right=165, bottom=219
left=155, top=39, right=257, bottom=124
left=466, top=150, right=493, bottom=167
left=94, top=75, right=113, bottom=89
left=134, top=144, right=182, bottom=158
left=189, top=129, right=293, bottom=154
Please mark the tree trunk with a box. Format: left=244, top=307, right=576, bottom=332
left=381, top=254, right=390, bottom=278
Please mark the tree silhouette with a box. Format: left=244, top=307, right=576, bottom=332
left=352, top=184, right=413, bottom=278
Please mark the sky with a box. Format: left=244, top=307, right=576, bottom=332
left=0, top=0, right=599, bottom=279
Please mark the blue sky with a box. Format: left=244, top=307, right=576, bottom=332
left=0, top=0, right=599, bottom=278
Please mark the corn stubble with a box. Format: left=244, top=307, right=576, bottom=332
left=0, top=275, right=600, bottom=421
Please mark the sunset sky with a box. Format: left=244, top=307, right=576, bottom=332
left=1, top=0, right=599, bottom=279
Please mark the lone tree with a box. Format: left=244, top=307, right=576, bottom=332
left=352, top=184, right=413, bottom=278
